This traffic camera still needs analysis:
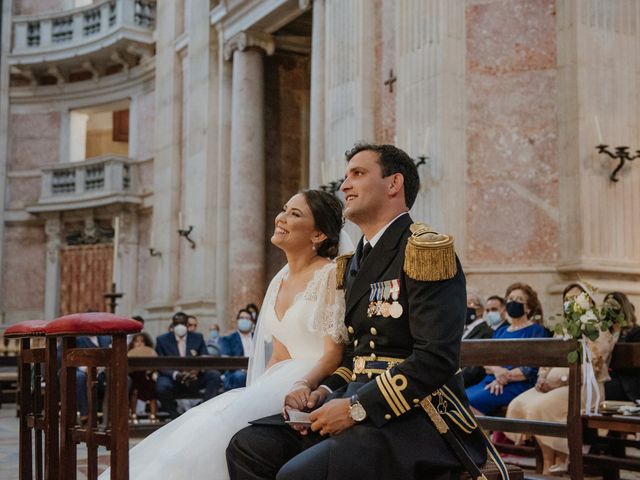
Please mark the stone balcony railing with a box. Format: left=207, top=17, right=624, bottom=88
left=27, top=155, right=143, bottom=213
left=11, top=0, right=155, bottom=68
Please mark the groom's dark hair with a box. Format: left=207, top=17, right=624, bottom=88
left=301, top=189, right=343, bottom=259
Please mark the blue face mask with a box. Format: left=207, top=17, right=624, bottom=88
left=237, top=318, right=253, bottom=333
left=209, top=330, right=219, bottom=340
left=485, top=311, right=503, bottom=328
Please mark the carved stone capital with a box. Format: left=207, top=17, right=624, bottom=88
left=224, top=30, right=275, bottom=61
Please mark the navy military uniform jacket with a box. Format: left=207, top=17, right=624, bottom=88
left=320, top=214, right=487, bottom=479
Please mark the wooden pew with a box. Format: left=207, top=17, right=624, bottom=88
left=127, top=356, right=249, bottom=434
left=460, top=338, right=582, bottom=479
left=582, top=342, right=640, bottom=479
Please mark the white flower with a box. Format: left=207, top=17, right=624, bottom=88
left=563, top=333, right=572, bottom=340
left=580, top=310, right=597, bottom=324
left=575, top=293, right=591, bottom=311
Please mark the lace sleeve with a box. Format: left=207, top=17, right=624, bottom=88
left=306, top=263, right=348, bottom=344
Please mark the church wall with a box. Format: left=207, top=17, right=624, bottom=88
left=8, top=111, right=61, bottom=170
left=463, top=0, right=562, bottom=314
left=13, top=0, right=65, bottom=16
left=6, top=176, right=40, bottom=210
left=264, top=52, right=310, bottom=284
left=1, top=224, right=46, bottom=320
left=135, top=210, right=152, bottom=312
left=135, top=90, right=156, bottom=161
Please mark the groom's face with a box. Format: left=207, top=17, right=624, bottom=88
left=341, top=150, right=389, bottom=223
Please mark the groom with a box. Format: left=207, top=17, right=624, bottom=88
left=227, top=144, right=496, bottom=479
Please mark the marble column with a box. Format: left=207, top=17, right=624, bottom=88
left=117, top=209, right=139, bottom=315
left=308, top=0, right=325, bottom=188
left=44, top=215, right=62, bottom=319
left=224, top=31, right=275, bottom=314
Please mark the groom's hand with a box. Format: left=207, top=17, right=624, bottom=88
left=306, top=387, right=330, bottom=410
left=309, top=399, right=355, bottom=436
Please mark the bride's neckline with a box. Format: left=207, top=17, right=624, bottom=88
left=272, top=262, right=333, bottom=322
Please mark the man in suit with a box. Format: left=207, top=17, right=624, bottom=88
left=76, top=335, right=111, bottom=419
left=462, top=295, right=508, bottom=387
left=220, top=308, right=255, bottom=390
left=155, top=311, right=221, bottom=419
left=227, top=144, right=501, bottom=479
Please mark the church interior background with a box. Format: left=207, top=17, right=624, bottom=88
left=1, top=0, right=639, bottom=339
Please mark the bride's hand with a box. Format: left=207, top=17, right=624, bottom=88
left=307, top=387, right=330, bottom=410
left=284, top=383, right=312, bottom=412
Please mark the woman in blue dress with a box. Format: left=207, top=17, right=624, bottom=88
left=466, top=282, right=550, bottom=415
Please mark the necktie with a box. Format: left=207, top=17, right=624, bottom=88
left=361, top=242, right=372, bottom=264
left=178, top=338, right=186, bottom=357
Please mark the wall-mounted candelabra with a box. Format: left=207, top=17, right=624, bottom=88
left=178, top=225, right=196, bottom=249
left=596, top=144, right=639, bottom=182
left=320, top=155, right=429, bottom=195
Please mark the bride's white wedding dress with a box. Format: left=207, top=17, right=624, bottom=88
left=100, top=262, right=346, bottom=480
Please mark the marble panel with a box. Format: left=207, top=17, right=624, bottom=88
left=136, top=212, right=152, bottom=308
left=8, top=112, right=61, bottom=170
left=7, top=176, right=41, bottom=208
left=466, top=0, right=556, bottom=75
left=1, top=224, right=46, bottom=310
left=14, top=0, right=65, bottom=15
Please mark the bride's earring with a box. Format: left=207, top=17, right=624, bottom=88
left=311, top=243, right=317, bottom=252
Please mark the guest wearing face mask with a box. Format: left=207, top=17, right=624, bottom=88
left=207, top=323, right=222, bottom=356
left=462, top=295, right=509, bottom=387
left=465, top=282, right=549, bottom=416
left=462, top=292, right=492, bottom=340
left=219, top=309, right=255, bottom=391
left=155, top=311, right=222, bottom=419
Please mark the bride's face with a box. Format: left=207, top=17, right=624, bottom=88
left=271, top=193, right=326, bottom=252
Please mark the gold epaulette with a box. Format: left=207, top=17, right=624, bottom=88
left=404, top=222, right=457, bottom=281
left=335, top=252, right=354, bottom=290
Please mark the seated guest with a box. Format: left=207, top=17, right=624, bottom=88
left=245, top=303, right=260, bottom=323
left=463, top=294, right=508, bottom=387
left=506, top=283, right=617, bottom=474
left=463, top=291, right=492, bottom=339
left=206, top=323, right=222, bottom=356
left=128, top=332, right=158, bottom=422
left=187, top=315, right=198, bottom=333
left=76, top=335, right=111, bottom=421
left=466, top=282, right=549, bottom=416
left=155, top=312, right=221, bottom=419
left=604, top=291, right=639, bottom=402
left=219, top=309, right=255, bottom=390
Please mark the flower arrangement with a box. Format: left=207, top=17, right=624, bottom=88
left=553, top=291, right=625, bottom=363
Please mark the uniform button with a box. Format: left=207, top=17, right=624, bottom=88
left=367, top=372, right=372, bottom=379
left=413, top=398, right=419, bottom=404
left=370, top=353, right=377, bottom=360
left=351, top=373, right=357, bottom=381
left=384, top=414, right=392, bottom=420
left=354, top=339, right=359, bottom=347
left=369, top=340, right=375, bottom=349
left=348, top=326, right=354, bottom=334
left=370, top=327, right=377, bottom=335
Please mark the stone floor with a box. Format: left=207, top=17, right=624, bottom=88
left=1, top=403, right=640, bottom=479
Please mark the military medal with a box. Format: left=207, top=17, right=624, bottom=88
left=367, top=284, right=377, bottom=317
left=390, top=279, right=403, bottom=318
left=380, top=281, right=392, bottom=317
left=375, top=282, right=384, bottom=316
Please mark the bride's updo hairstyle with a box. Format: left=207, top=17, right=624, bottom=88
left=301, top=189, right=343, bottom=259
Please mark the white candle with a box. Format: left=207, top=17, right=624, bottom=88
left=423, top=127, right=430, bottom=154
left=393, top=134, right=398, bottom=146
left=112, top=216, right=120, bottom=285
left=321, top=162, right=327, bottom=184
left=594, top=116, right=603, bottom=144
left=178, top=211, right=184, bottom=230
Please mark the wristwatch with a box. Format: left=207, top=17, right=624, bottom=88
left=349, top=394, right=367, bottom=422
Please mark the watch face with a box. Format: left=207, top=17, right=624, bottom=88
left=350, top=402, right=367, bottom=422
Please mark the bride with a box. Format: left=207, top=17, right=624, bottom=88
left=101, top=189, right=350, bottom=479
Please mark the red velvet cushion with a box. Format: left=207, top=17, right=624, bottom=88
left=46, top=312, right=142, bottom=336
left=4, top=320, right=48, bottom=337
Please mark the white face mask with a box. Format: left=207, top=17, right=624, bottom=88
left=174, top=324, right=188, bottom=338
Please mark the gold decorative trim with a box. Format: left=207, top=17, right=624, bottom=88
left=333, top=366, right=352, bottom=383
left=335, top=252, right=353, bottom=290
left=404, top=222, right=456, bottom=281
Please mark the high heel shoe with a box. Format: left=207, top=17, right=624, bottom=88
left=548, top=461, right=568, bottom=474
